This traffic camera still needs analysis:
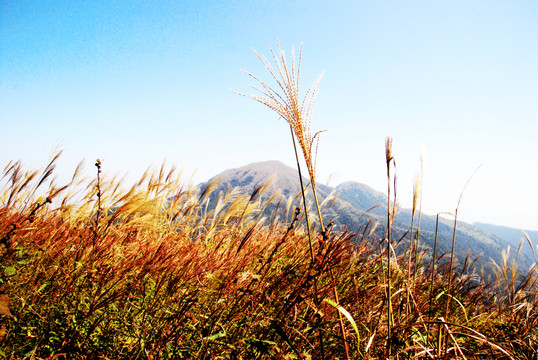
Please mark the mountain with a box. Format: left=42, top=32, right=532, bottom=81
left=198, top=160, right=535, bottom=272
left=473, top=222, right=537, bottom=263
left=333, top=180, right=535, bottom=271
left=206, top=160, right=310, bottom=198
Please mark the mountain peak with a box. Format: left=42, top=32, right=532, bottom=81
left=206, top=160, right=302, bottom=195
left=235, top=160, right=293, bottom=174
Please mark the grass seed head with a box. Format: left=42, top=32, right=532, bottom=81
left=242, top=42, right=325, bottom=185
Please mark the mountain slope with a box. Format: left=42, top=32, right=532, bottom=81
left=334, top=179, right=533, bottom=270
left=198, top=160, right=533, bottom=272
left=473, top=222, right=537, bottom=262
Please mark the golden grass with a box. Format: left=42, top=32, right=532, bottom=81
left=240, top=42, right=324, bottom=188
left=0, top=156, right=536, bottom=358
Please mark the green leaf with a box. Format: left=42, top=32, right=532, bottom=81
left=4, top=267, right=16, bottom=276
left=323, top=298, right=360, bottom=348
left=204, top=331, right=226, bottom=341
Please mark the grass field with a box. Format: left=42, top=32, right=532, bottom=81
left=0, top=155, right=537, bottom=359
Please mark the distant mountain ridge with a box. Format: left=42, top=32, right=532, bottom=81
left=198, top=160, right=536, bottom=271
left=473, top=222, right=537, bottom=263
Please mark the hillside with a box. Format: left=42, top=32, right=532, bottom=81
left=473, top=222, right=537, bottom=263
left=199, top=160, right=535, bottom=272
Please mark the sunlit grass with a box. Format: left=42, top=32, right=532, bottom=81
left=0, top=151, right=536, bottom=359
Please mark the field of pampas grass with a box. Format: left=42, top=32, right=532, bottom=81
left=0, top=155, right=536, bottom=359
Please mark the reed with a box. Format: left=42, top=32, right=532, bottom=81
left=405, top=173, right=420, bottom=318
left=384, top=136, right=396, bottom=356
left=442, top=166, right=480, bottom=355
left=412, top=156, right=424, bottom=284
left=241, top=42, right=353, bottom=358
left=240, top=42, right=326, bottom=230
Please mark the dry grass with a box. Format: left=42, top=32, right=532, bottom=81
left=0, top=155, right=535, bottom=359
left=239, top=42, right=324, bottom=189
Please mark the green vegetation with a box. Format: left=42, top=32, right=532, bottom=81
left=1, top=44, right=536, bottom=359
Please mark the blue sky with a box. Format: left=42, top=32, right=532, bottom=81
left=1, top=1, right=537, bottom=230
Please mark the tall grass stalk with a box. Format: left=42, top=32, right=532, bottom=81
left=444, top=166, right=480, bottom=354
left=412, top=156, right=424, bottom=283
left=429, top=211, right=453, bottom=356
left=242, top=42, right=350, bottom=358
left=94, top=159, right=102, bottom=224
left=384, top=136, right=396, bottom=355
left=406, top=174, right=420, bottom=317
left=239, top=42, right=326, bottom=251
left=289, top=124, right=314, bottom=263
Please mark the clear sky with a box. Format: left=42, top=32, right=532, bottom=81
left=1, top=1, right=537, bottom=231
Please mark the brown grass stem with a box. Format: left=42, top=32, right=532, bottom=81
left=289, top=124, right=315, bottom=263
left=385, top=136, right=396, bottom=356
left=444, top=165, right=480, bottom=354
